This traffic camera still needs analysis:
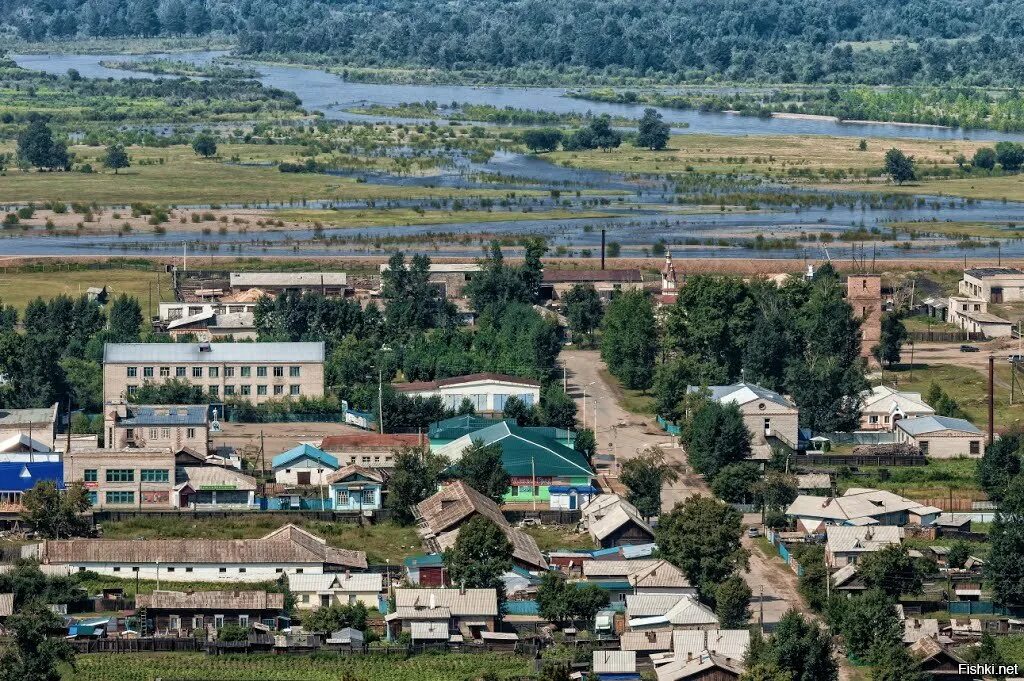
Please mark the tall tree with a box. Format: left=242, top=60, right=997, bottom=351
left=381, top=252, right=454, bottom=335
left=386, top=447, right=444, bottom=525
left=988, top=475, right=1024, bottom=605
left=0, top=599, right=75, bottom=681
left=192, top=133, right=218, bottom=158
left=884, top=148, right=916, bottom=184
left=600, top=290, right=657, bottom=390
left=16, top=119, right=70, bottom=171
left=979, top=432, right=1021, bottom=501
left=536, top=571, right=609, bottom=623
left=859, top=545, right=929, bottom=598
left=873, top=312, right=908, bottom=367
left=665, top=275, right=756, bottom=380
left=836, top=589, right=903, bottom=661
left=443, top=515, right=513, bottom=594
left=655, top=495, right=748, bottom=601
left=456, top=439, right=510, bottom=503
left=561, top=284, right=603, bottom=344
left=128, top=0, right=160, bottom=36
left=636, top=107, right=670, bottom=150
left=746, top=611, right=837, bottom=681
left=683, top=399, right=752, bottom=480
left=711, top=461, right=762, bottom=503
left=101, top=143, right=130, bottom=174
left=715, top=574, right=751, bottom=626
left=108, top=294, right=143, bottom=341
left=20, top=481, right=91, bottom=540
left=620, top=446, right=679, bottom=518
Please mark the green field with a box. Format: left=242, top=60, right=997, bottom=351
left=521, top=524, right=596, bottom=552
left=97, top=516, right=422, bottom=564
left=0, top=144, right=554, bottom=205
left=834, top=458, right=979, bottom=493
left=0, top=266, right=172, bottom=318
left=880, top=363, right=1024, bottom=429
left=836, top=173, right=1024, bottom=203
left=67, top=652, right=532, bottom=680
left=890, top=220, right=1024, bottom=240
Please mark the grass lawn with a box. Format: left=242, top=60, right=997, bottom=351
left=880, top=363, right=1024, bottom=429
left=834, top=173, right=1024, bottom=203
left=0, top=266, right=172, bottom=318
left=545, top=134, right=978, bottom=176
left=521, top=524, right=595, bottom=552
left=598, top=367, right=655, bottom=415
left=274, top=206, right=617, bottom=228
left=98, top=516, right=422, bottom=565
left=890, top=220, right=1024, bottom=240
left=903, top=315, right=965, bottom=333
left=835, top=458, right=980, bottom=492
left=0, top=144, right=555, bottom=205
left=72, top=573, right=283, bottom=598
left=67, top=652, right=532, bottom=681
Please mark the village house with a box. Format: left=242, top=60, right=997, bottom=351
left=0, top=461, right=62, bottom=511
left=65, top=447, right=177, bottom=509
left=670, top=629, right=751, bottom=666
left=859, top=385, right=936, bottom=431
left=625, top=593, right=718, bottom=631
left=404, top=554, right=448, bottom=587
left=394, top=373, right=541, bottom=414
left=103, top=403, right=210, bottom=453
left=619, top=630, right=674, bottom=659
left=320, top=432, right=424, bottom=470
left=176, top=465, right=258, bottom=510
left=686, top=382, right=799, bottom=449
left=786, top=488, right=942, bottom=534
left=830, top=564, right=868, bottom=596
left=434, top=420, right=594, bottom=508
left=271, top=444, right=339, bottom=486
left=137, top=590, right=286, bottom=635
left=959, top=266, right=1024, bottom=302
left=910, top=637, right=971, bottom=681
left=825, top=525, right=904, bottom=568
left=539, top=269, right=644, bottom=302
left=415, top=481, right=547, bottom=570
left=894, top=416, right=984, bottom=458
left=326, top=465, right=384, bottom=513
left=288, top=571, right=383, bottom=611
left=385, top=587, right=498, bottom=641
left=378, top=262, right=481, bottom=299
left=0, top=404, right=59, bottom=452
left=102, top=342, right=325, bottom=405
left=229, top=272, right=350, bottom=297
left=588, top=499, right=656, bottom=548
left=587, top=560, right=696, bottom=604
left=159, top=301, right=259, bottom=321
left=654, top=651, right=744, bottom=681
left=27, top=524, right=367, bottom=581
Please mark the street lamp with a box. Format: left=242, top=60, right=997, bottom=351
left=582, top=381, right=596, bottom=422
left=378, top=344, right=393, bottom=434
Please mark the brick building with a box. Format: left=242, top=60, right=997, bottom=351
left=847, top=274, right=882, bottom=359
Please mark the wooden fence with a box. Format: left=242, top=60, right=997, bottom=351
left=908, top=330, right=985, bottom=342
left=70, top=637, right=200, bottom=654
left=796, top=453, right=929, bottom=467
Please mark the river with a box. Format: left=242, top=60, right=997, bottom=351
left=14, top=51, right=1024, bottom=142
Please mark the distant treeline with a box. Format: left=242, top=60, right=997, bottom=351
left=8, top=0, right=1024, bottom=86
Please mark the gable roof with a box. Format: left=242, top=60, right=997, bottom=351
left=177, top=466, right=257, bottom=492
left=590, top=502, right=655, bottom=542
left=673, top=629, right=750, bottom=660
left=909, top=636, right=965, bottom=664
left=787, top=488, right=931, bottom=522
left=288, top=572, right=383, bottom=593
left=688, top=382, right=795, bottom=409
left=394, top=373, right=540, bottom=393
left=0, top=462, right=63, bottom=493
left=271, top=444, right=339, bottom=470
left=593, top=650, right=636, bottom=674
left=620, top=630, right=673, bottom=652
left=136, top=590, right=284, bottom=611
left=439, top=421, right=592, bottom=478
left=903, top=618, right=940, bottom=644
left=325, top=465, right=384, bottom=485
left=320, top=433, right=422, bottom=451
left=39, top=524, right=367, bottom=569
left=861, top=385, right=935, bottom=415
left=428, top=415, right=504, bottom=441
left=628, top=595, right=717, bottom=628
left=895, top=415, right=982, bottom=436
left=655, top=651, right=744, bottom=681
left=826, top=525, right=903, bottom=554
left=394, top=587, right=498, bottom=617
left=626, top=593, right=689, bottom=618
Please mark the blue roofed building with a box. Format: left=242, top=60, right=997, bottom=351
left=103, top=403, right=210, bottom=453
left=272, top=444, right=339, bottom=486
left=0, top=461, right=63, bottom=510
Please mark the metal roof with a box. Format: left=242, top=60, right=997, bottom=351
left=895, top=415, right=982, bottom=436
left=619, top=630, right=673, bottom=652
left=0, top=405, right=56, bottom=427
left=825, top=525, right=904, bottom=554
left=114, top=405, right=208, bottom=427
left=0, top=462, right=63, bottom=492
left=178, top=466, right=257, bottom=492
left=626, top=593, right=688, bottom=618
left=590, top=503, right=654, bottom=542
left=288, top=572, right=382, bottom=593
left=104, top=342, right=325, bottom=364
left=593, top=651, right=636, bottom=673
left=395, top=588, right=498, bottom=617
left=440, top=421, right=593, bottom=478
left=688, top=382, right=796, bottom=409
left=394, top=372, right=540, bottom=392
left=672, top=629, right=750, bottom=660
left=271, top=444, right=339, bottom=470
left=230, top=272, right=347, bottom=287
left=410, top=621, right=450, bottom=640
left=787, top=488, right=932, bottom=522
left=136, top=590, right=284, bottom=611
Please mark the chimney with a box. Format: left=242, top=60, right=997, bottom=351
left=429, top=593, right=436, bottom=610
left=459, top=582, right=466, bottom=595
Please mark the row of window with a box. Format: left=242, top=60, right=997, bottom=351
left=126, top=427, right=198, bottom=440
left=126, top=384, right=301, bottom=397
left=84, top=469, right=170, bottom=483
left=336, top=490, right=375, bottom=505
left=101, top=565, right=305, bottom=575
left=440, top=392, right=535, bottom=411
left=126, top=365, right=301, bottom=378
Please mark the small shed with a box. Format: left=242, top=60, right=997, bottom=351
left=592, top=650, right=639, bottom=681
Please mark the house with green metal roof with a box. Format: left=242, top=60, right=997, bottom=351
left=437, top=420, right=595, bottom=509
left=271, top=444, right=339, bottom=486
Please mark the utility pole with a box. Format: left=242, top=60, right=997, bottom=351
left=989, top=355, right=996, bottom=446
left=378, top=365, right=384, bottom=434
left=531, top=456, right=536, bottom=513
left=759, top=585, right=764, bottom=634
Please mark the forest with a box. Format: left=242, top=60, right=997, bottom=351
left=5, top=0, right=1024, bottom=85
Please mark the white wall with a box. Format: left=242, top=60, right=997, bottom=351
left=274, top=456, right=337, bottom=485
left=62, top=561, right=325, bottom=582
left=401, top=381, right=539, bottom=413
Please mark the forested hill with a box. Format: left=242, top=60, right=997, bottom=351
left=5, top=0, right=1024, bottom=85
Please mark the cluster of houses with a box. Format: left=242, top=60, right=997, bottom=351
left=920, top=267, right=1024, bottom=338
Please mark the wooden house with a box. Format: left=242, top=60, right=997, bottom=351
left=137, top=590, right=285, bottom=635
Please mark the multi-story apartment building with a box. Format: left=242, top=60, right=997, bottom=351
left=65, top=448, right=177, bottom=509
left=103, top=403, right=210, bottom=453
left=102, top=342, right=325, bottom=405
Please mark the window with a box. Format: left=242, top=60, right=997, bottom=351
left=224, top=385, right=235, bottom=396
left=257, top=385, right=267, bottom=396
left=295, top=568, right=303, bottom=574
left=493, top=394, right=509, bottom=411
left=87, top=491, right=98, bottom=505
left=519, top=393, right=535, bottom=407
left=208, top=367, right=219, bottom=378
left=273, top=385, right=284, bottom=396
left=970, top=440, right=981, bottom=455
left=83, top=469, right=97, bottom=482
left=192, top=616, right=202, bottom=630
left=192, top=367, right=203, bottom=378
left=143, top=367, right=153, bottom=378
left=240, top=366, right=251, bottom=378
left=106, top=469, right=134, bottom=483
left=290, top=385, right=300, bottom=396
left=175, top=367, right=186, bottom=377
left=105, top=491, right=135, bottom=504
left=238, top=568, right=246, bottom=573
left=189, top=306, right=203, bottom=315
left=225, top=367, right=235, bottom=378
left=160, top=367, right=170, bottom=377
left=185, top=567, right=193, bottom=573
left=141, top=469, right=170, bottom=483
left=869, top=415, right=879, bottom=424
left=113, top=567, right=121, bottom=573
left=126, top=385, right=138, bottom=396
left=289, top=366, right=300, bottom=377
left=209, top=386, right=219, bottom=396
left=214, top=615, right=224, bottom=629
left=169, top=615, right=180, bottom=631
left=161, top=428, right=170, bottom=439
left=148, top=428, right=158, bottom=439
left=919, top=441, right=930, bottom=455
left=273, top=366, right=284, bottom=377
left=240, top=385, right=251, bottom=396
left=238, top=615, right=249, bottom=628
left=257, top=366, right=267, bottom=377
left=186, top=428, right=196, bottom=438
left=469, top=393, right=487, bottom=411
left=219, top=567, right=227, bottom=573
left=301, top=594, right=310, bottom=603
left=275, top=568, right=283, bottom=573
left=336, top=490, right=349, bottom=505
left=167, top=567, right=175, bottom=573
left=127, top=367, right=137, bottom=377
left=132, top=567, right=139, bottom=572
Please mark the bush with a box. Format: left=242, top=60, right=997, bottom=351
left=217, top=624, right=250, bottom=642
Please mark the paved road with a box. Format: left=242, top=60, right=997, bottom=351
left=562, top=349, right=809, bottom=628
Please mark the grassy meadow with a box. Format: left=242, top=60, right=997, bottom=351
left=0, top=266, right=172, bottom=318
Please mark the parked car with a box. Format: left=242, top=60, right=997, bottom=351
left=747, top=527, right=760, bottom=538
left=960, top=345, right=980, bottom=353
left=1010, top=354, right=1024, bottom=362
